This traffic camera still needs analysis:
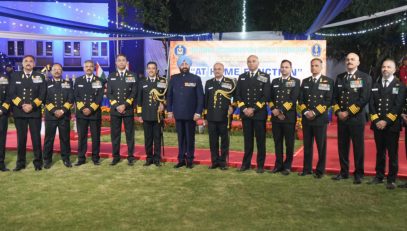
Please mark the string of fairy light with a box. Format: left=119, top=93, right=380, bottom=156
left=242, top=0, right=247, bottom=32
left=54, top=1, right=210, bottom=38
left=316, top=16, right=407, bottom=45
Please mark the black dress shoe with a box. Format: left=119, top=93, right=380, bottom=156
left=186, top=161, right=194, bottom=169
left=143, top=161, right=153, bottom=166
left=128, top=159, right=135, bottom=166
left=174, top=162, right=186, bottom=168
left=219, top=166, right=228, bottom=170
left=154, top=161, right=161, bottom=167
left=13, top=166, right=26, bottom=171
left=208, top=164, right=218, bottom=169
left=238, top=167, right=249, bottom=172
left=93, top=160, right=101, bottom=165
left=314, top=173, right=323, bottom=179
left=110, top=159, right=120, bottom=166
left=367, top=177, right=384, bottom=185
left=63, top=160, right=73, bottom=168
left=34, top=166, right=42, bottom=171
left=331, top=174, right=349, bottom=181
left=353, top=177, right=362, bottom=184
left=43, top=162, right=52, bottom=169
left=270, top=168, right=281, bottom=174
left=281, top=169, right=290, bottom=175
left=74, top=161, right=86, bottom=166
left=256, top=168, right=264, bottom=174
left=298, top=171, right=313, bottom=176
left=386, top=182, right=397, bottom=190
left=0, top=166, right=10, bottom=172
left=398, top=182, right=407, bottom=188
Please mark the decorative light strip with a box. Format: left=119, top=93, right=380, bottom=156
left=316, top=17, right=406, bottom=37
left=242, top=0, right=246, bottom=32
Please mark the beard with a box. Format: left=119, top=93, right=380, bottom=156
left=180, top=67, right=189, bottom=74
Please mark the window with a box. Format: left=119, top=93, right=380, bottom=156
left=7, top=41, right=24, bottom=56
left=64, top=41, right=80, bottom=56
left=37, top=41, right=53, bottom=57
left=91, top=42, right=108, bottom=57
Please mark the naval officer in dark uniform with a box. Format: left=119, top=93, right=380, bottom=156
left=137, top=61, right=167, bottom=167
left=332, top=52, right=372, bottom=184
left=368, top=59, right=405, bottom=189
left=0, top=72, right=11, bottom=171
left=43, top=63, right=74, bottom=169
left=9, top=55, right=46, bottom=171
left=270, top=60, right=300, bottom=175
left=74, top=60, right=104, bottom=166
left=107, top=54, right=137, bottom=166
left=298, top=58, right=333, bottom=178
left=204, top=62, right=236, bottom=170
left=235, top=55, right=271, bottom=173
left=167, top=55, right=204, bottom=169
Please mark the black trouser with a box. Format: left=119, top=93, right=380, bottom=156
left=110, top=115, right=135, bottom=161
left=43, top=119, right=71, bottom=162
left=302, top=123, right=327, bottom=175
left=241, top=119, right=266, bottom=169
left=373, top=129, right=400, bottom=183
left=175, top=119, right=196, bottom=163
left=143, top=120, right=161, bottom=162
left=337, top=123, right=365, bottom=178
left=208, top=121, right=229, bottom=167
left=272, top=122, right=295, bottom=171
left=0, top=115, right=8, bottom=166
left=14, top=117, right=42, bottom=167
left=76, top=118, right=101, bottom=162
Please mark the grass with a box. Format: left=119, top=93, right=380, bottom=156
left=101, top=130, right=303, bottom=154
left=0, top=153, right=407, bottom=230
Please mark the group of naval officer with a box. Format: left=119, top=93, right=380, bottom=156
left=0, top=53, right=406, bottom=190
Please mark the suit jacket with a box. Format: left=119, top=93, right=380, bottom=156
left=270, top=76, right=300, bottom=124
left=204, top=76, right=236, bottom=122
left=299, top=75, right=334, bottom=126
left=235, top=71, right=270, bottom=121
left=0, top=74, right=11, bottom=116
left=45, top=79, right=74, bottom=121
left=137, top=76, right=167, bottom=121
left=167, top=72, right=204, bottom=120
left=9, top=71, right=46, bottom=118
left=74, top=75, right=104, bottom=120
left=369, top=77, right=406, bottom=132
left=333, top=70, right=372, bottom=125
left=107, top=70, right=137, bottom=117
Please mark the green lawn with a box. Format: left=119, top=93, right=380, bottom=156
left=0, top=153, right=406, bottom=230
left=101, top=130, right=303, bottom=153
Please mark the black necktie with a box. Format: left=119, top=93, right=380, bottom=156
left=250, top=72, right=254, bottom=78
left=384, top=79, right=388, bottom=88
left=313, top=77, right=317, bottom=84
left=87, top=78, right=91, bottom=83
left=26, top=74, right=30, bottom=79
left=120, top=72, right=124, bottom=79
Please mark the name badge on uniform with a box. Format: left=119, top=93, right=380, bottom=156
left=157, top=82, right=167, bottom=89
left=221, top=83, right=232, bottom=89
left=257, top=76, right=268, bottom=83
left=143, top=85, right=148, bottom=88
left=241, top=78, right=246, bottom=80
left=392, top=87, right=399, bottom=94
left=110, top=78, right=116, bottom=81
left=0, top=77, right=8, bottom=85
left=16, top=81, right=21, bottom=84
left=33, top=76, right=43, bottom=83
left=318, top=83, right=330, bottom=91
left=372, top=88, right=378, bottom=91
left=47, top=85, right=54, bottom=88
left=62, top=83, right=70, bottom=89
left=208, top=87, right=213, bottom=90
left=125, top=77, right=135, bottom=83
left=337, top=84, right=342, bottom=87
left=273, top=85, right=279, bottom=88
left=185, top=82, right=196, bottom=87
left=78, top=84, right=84, bottom=87
left=304, top=86, right=309, bottom=89
left=92, top=81, right=102, bottom=89
left=285, top=80, right=296, bottom=88
left=350, top=80, right=363, bottom=88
